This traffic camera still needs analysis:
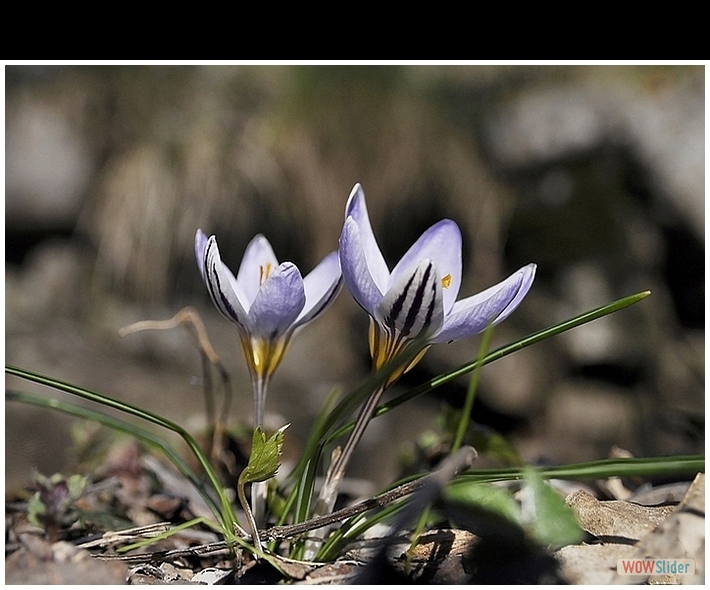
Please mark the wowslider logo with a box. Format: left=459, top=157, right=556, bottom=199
left=617, top=558, right=695, bottom=576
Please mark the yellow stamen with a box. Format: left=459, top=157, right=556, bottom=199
left=259, top=263, right=273, bottom=286
left=441, top=273, right=452, bottom=289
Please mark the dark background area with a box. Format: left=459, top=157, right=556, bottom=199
left=5, top=64, right=704, bottom=494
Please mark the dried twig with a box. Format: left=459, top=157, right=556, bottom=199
left=92, top=446, right=478, bottom=563
left=119, top=306, right=233, bottom=465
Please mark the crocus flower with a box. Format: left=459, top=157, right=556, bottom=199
left=195, top=229, right=342, bottom=428
left=339, top=183, right=537, bottom=380
left=312, top=183, right=537, bottom=538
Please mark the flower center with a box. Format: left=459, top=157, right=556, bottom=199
left=259, top=263, right=273, bottom=286
left=441, top=273, right=452, bottom=289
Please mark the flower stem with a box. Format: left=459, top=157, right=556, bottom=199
left=237, top=478, right=263, bottom=555
left=251, top=375, right=269, bottom=528
left=304, top=382, right=387, bottom=559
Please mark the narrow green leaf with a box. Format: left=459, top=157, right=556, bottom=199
left=450, top=455, right=703, bottom=485
left=7, top=389, right=223, bottom=522
left=5, top=368, right=240, bottom=543
left=373, top=291, right=653, bottom=421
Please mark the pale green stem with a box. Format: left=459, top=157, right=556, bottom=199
left=252, top=374, right=269, bottom=529
left=238, top=475, right=263, bottom=555
left=304, top=382, right=388, bottom=560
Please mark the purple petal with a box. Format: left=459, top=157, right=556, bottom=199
left=390, top=219, right=462, bottom=315
left=294, top=251, right=343, bottom=329
left=431, top=263, right=537, bottom=344
left=203, top=236, right=253, bottom=333
left=237, top=234, right=279, bottom=307
left=248, top=262, right=306, bottom=338
left=339, top=217, right=385, bottom=315
left=344, top=184, right=390, bottom=293
left=375, top=258, right=444, bottom=340
left=195, top=229, right=208, bottom=279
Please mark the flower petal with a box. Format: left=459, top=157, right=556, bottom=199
left=339, top=216, right=386, bottom=315
left=248, top=262, right=306, bottom=338
left=294, top=251, right=343, bottom=330
left=195, top=229, right=208, bottom=280
left=390, top=219, right=462, bottom=315
left=431, top=263, right=537, bottom=344
left=375, top=258, right=444, bottom=341
left=237, top=234, right=280, bottom=307
left=344, top=184, right=390, bottom=293
left=203, top=236, right=253, bottom=333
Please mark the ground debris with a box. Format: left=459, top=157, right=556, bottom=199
left=556, top=473, right=704, bottom=584
left=566, top=488, right=676, bottom=541
left=5, top=533, right=129, bottom=585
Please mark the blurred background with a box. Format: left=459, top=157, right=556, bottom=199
left=5, top=64, right=704, bottom=494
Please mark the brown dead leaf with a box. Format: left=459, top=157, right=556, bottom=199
left=566, top=489, right=676, bottom=541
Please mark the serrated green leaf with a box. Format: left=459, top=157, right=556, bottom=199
left=522, top=467, right=585, bottom=549
left=239, top=425, right=288, bottom=485
left=27, top=492, right=46, bottom=528
left=67, top=474, right=88, bottom=501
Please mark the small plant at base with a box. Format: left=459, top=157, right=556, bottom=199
left=27, top=471, right=88, bottom=541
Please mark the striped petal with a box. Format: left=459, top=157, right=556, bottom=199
left=294, top=251, right=343, bottom=330
left=203, top=235, right=253, bottom=334
left=375, top=258, right=444, bottom=342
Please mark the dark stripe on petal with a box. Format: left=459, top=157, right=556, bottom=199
left=209, top=261, right=243, bottom=328
left=385, top=272, right=416, bottom=330
left=205, top=242, right=248, bottom=334
left=423, top=279, right=438, bottom=332
left=294, top=275, right=343, bottom=330
left=401, top=262, right=433, bottom=337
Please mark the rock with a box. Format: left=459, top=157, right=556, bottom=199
left=5, top=535, right=128, bottom=585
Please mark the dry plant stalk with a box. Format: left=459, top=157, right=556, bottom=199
left=119, top=306, right=232, bottom=466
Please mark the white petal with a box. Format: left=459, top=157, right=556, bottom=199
left=195, top=229, right=208, bottom=280
left=237, top=234, right=280, bottom=306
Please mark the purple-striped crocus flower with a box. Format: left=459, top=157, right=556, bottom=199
left=195, top=229, right=342, bottom=428
left=339, top=183, right=537, bottom=379
left=312, top=183, right=538, bottom=534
